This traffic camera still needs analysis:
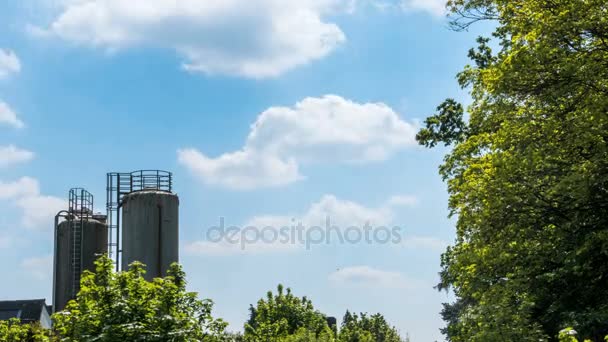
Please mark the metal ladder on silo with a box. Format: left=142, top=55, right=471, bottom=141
left=66, top=188, right=93, bottom=300
left=107, top=173, right=133, bottom=271
left=71, top=219, right=83, bottom=297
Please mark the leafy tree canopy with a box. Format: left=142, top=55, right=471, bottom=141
left=0, top=319, right=50, bottom=342
left=244, top=285, right=408, bottom=342
left=418, top=0, right=608, bottom=341
left=244, top=284, right=332, bottom=341
left=52, top=255, right=228, bottom=341
left=338, top=311, right=405, bottom=342
left=1, top=263, right=406, bottom=342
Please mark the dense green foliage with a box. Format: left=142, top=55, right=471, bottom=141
left=244, top=285, right=406, bottom=341
left=244, top=284, right=333, bottom=341
left=417, top=0, right=608, bottom=341
left=278, top=328, right=336, bottom=342
left=52, top=255, right=228, bottom=341
left=557, top=327, right=608, bottom=342
left=0, top=319, right=50, bottom=342
left=338, top=311, right=404, bottom=342
left=0, top=259, right=405, bottom=341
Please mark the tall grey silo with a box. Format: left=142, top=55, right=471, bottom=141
left=53, top=189, right=108, bottom=313
left=107, top=170, right=178, bottom=281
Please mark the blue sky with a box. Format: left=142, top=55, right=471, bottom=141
left=0, top=1, right=490, bottom=340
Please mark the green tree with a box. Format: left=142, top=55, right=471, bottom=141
left=244, top=284, right=333, bottom=341
left=418, top=0, right=608, bottom=341
left=338, top=311, right=404, bottom=342
left=281, top=328, right=336, bottom=342
left=0, top=319, right=50, bottom=342
left=52, top=255, right=227, bottom=341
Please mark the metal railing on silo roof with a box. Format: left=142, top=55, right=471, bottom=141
left=69, top=188, right=94, bottom=215
left=106, top=170, right=173, bottom=271
left=130, top=170, right=173, bottom=191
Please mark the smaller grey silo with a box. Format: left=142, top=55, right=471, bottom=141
left=53, top=215, right=107, bottom=312
left=120, top=190, right=179, bottom=281
left=53, top=189, right=107, bottom=313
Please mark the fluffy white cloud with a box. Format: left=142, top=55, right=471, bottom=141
left=0, top=177, right=39, bottom=199
left=0, top=177, right=65, bottom=230
left=16, top=195, right=66, bottom=230
left=178, top=149, right=301, bottom=190
left=0, top=145, right=34, bottom=168
left=184, top=238, right=297, bottom=256
left=178, top=95, right=417, bottom=190
left=185, top=193, right=418, bottom=256
left=0, top=50, right=21, bottom=79
left=400, top=0, right=447, bottom=16
left=0, top=102, right=25, bottom=129
left=246, top=194, right=395, bottom=229
left=367, top=0, right=447, bottom=16
left=21, top=255, right=53, bottom=280
left=40, top=0, right=349, bottom=78
left=329, top=265, right=417, bottom=289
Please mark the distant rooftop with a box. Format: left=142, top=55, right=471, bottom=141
left=0, top=299, right=51, bottom=329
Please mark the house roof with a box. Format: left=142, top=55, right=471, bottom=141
left=0, top=299, right=49, bottom=323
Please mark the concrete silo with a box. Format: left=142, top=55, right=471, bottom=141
left=53, top=189, right=107, bottom=313
left=107, top=170, right=178, bottom=281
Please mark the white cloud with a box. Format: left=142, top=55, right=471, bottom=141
left=245, top=194, right=394, bottom=229
left=0, top=50, right=21, bottom=79
left=186, top=193, right=445, bottom=257
left=400, top=0, right=447, bottom=16
left=0, top=177, right=65, bottom=230
left=329, top=265, right=417, bottom=289
left=0, top=145, right=34, bottom=168
left=0, top=177, right=40, bottom=199
left=178, top=95, right=417, bottom=190
left=364, top=0, right=446, bottom=16
left=0, top=102, right=25, bottom=129
left=178, top=149, right=302, bottom=190
left=21, top=255, right=53, bottom=280
left=16, top=195, right=66, bottom=230
left=39, top=0, right=350, bottom=78
left=184, top=239, right=297, bottom=256
left=185, top=193, right=417, bottom=256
